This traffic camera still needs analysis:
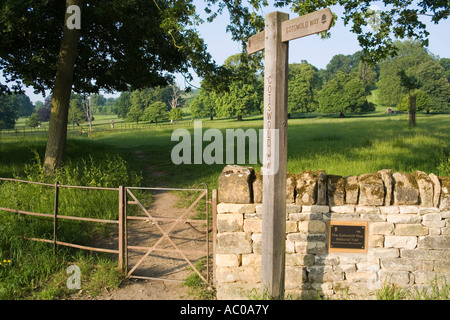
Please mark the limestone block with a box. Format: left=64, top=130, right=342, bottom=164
left=317, top=171, right=328, bottom=205
left=393, top=172, right=419, bottom=205
left=330, top=205, right=355, bottom=213
left=216, top=232, right=252, bottom=254
left=251, top=233, right=262, bottom=254
left=286, top=173, right=296, bottom=204
left=387, top=214, right=421, bottom=224
left=327, top=175, right=345, bottom=206
left=217, top=203, right=256, bottom=214
left=380, top=270, right=411, bottom=285
left=399, top=206, right=419, bottom=214
left=381, top=258, right=423, bottom=271
left=384, top=236, right=417, bottom=249
left=358, top=172, right=385, bottom=206
left=440, top=177, right=450, bottom=210
left=216, top=254, right=242, bottom=267
left=429, top=173, right=441, bottom=207
left=296, top=170, right=326, bottom=205
left=218, top=165, right=255, bottom=203
left=285, top=253, right=315, bottom=266
left=378, top=169, right=393, bottom=205
left=241, top=254, right=261, bottom=266
left=345, top=175, right=359, bottom=204
left=394, top=224, right=428, bottom=236
left=298, top=220, right=327, bottom=234
left=370, top=222, right=394, bottom=235
left=243, top=218, right=262, bottom=233
left=252, top=172, right=262, bottom=203
left=217, top=214, right=243, bottom=232
left=414, top=171, right=434, bottom=207
left=418, top=236, right=450, bottom=249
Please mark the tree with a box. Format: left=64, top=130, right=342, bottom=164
left=217, top=80, right=262, bottom=120
left=415, top=60, right=450, bottom=112
left=190, top=87, right=217, bottom=120
left=377, top=41, right=432, bottom=107
left=143, top=101, right=169, bottom=123
left=278, top=1, right=450, bottom=64
left=398, top=70, right=421, bottom=126
left=396, top=89, right=432, bottom=114
left=126, top=104, right=144, bottom=125
left=0, top=95, right=17, bottom=129
left=113, top=92, right=132, bottom=119
left=318, top=71, right=374, bottom=116
left=1, top=0, right=256, bottom=174
left=288, top=62, right=321, bottom=115
left=25, top=113, right=41, bottom=128
left=169, top=108, right=183, bottom=122
left=12, top=94, right=35, bottom=117
left=440, top=58, right=450, bottom=82
left=377, top=41, right=449, bottom=112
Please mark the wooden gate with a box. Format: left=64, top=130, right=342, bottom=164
left=123, top=186, right=216, bottom=284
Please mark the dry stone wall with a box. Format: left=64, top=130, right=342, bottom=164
left=215, top=165, right=450, bottom=299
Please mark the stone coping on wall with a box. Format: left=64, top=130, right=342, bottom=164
left=218, top=165, right=450, bottom=210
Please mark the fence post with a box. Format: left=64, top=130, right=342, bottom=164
left=118, top=186, right=127, bottom=272
left=53, top=181, right=60, bottom=254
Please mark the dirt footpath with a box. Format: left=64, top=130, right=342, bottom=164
left=92, top=191, right=210, bottom=300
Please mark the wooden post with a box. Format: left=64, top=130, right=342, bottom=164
left=118, top=186, right=127, bottom=272
left=53, top=181, right=60, bottom=254
left=247, top=8, right=334, bottom=299
left=261, top=11, right=289, bottom=299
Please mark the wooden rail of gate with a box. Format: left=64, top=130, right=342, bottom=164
left=124, top=186, right=215, bottom=284
left=0, top=177, right=217, bottom=283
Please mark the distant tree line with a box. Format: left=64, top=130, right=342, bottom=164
left=189, top=40, right=449, bottom=120
left=1, top=41, right=449, bottom=130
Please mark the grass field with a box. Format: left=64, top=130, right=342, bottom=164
left=0, top=105, right=449, bottom=299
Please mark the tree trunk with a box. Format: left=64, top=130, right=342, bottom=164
left=43, top=0, right=82, bottom=175
left=237, top=115, right=243, bottom=121
left=408, top=93, right=416, bottom=126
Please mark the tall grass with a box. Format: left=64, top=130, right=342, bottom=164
left=0, top=151, right=141, bottom=299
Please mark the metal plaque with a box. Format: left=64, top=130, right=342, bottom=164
left=329, top=221, right=367, bottom=253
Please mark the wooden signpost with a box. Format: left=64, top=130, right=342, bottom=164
left=247, top=8, right=333, bottom=298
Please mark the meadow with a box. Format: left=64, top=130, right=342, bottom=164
left=0, top=106, right=449, bottom=299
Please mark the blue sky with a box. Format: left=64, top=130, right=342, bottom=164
left=18, top=2, right=450, bottom=102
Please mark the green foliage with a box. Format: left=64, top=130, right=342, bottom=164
left=169, top=108, right=183, bottom=121
left=182, top=258, right=215, bottom=300
left=0, top=151, right=141, bottom=299
left=378, top=40, right=450, bottom=112
left=396, top=89, right=431, bottom=112
left=25, top=113, right=41, bottom=128
left=288, top=62, right=321, bottom=114
left=437, top=150, right=450, bottom=176
left=189, top=87, right=217, bottom=120
left=318, top=71, right=374, bottom=115
left=143, top=101, right=169, bottom=123
left=0, top=95, right=18, bottom=129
